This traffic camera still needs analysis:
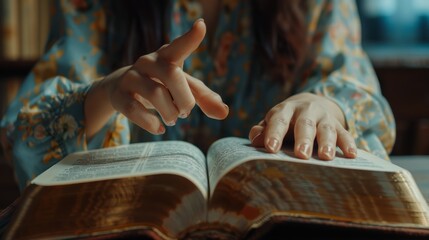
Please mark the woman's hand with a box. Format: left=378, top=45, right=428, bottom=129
left=85, top=19, right=229, bottom=138
left=249, top=93, right=357, bottom=160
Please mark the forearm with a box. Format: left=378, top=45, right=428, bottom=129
left=84, top=66, right=134, bottom=139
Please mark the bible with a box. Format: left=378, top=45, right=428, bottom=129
left=3, top=137, right=429, bottom=239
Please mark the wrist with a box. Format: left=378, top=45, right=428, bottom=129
left=84, top=78, right=116, bottom=139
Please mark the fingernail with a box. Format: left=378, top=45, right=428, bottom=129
left=165, top=119, right=176, bottom=126
left=194, top=18, right=204, bottom=26
left=158, top=125, right=165, bottom=134
left=299, top=143, right=310, bottom=158
left=348, top=146, right=357, bottom=157
left=321, top=145, right=334, bottom=159
left=178, top=112, right=189, bottom=119
left=223, top=103, right=229, bottom=111
left=267, top=138, right=279, bottom=152
left=251, top=132, right=262, bottom=143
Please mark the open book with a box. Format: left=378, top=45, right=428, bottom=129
left=4, top=137, right=429, bottom=239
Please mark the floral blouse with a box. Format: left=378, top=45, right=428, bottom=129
left=1, top=0, right=396, bottom=190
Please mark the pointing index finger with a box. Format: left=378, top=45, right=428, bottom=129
left=158, top=19, right=206, bottom=64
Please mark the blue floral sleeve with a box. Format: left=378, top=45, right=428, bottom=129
left=1, top=0, right=129, bottom=190
left=300, top=0, right=395, bottom=159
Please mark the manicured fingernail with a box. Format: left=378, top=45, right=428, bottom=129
left=321, top=145, right=334, bottom=159
left=267, top=138, right=279, bottom=152
left=299, top=143, right=310, bottom=158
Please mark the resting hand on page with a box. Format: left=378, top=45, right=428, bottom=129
left=85, top=19, right=229, bottom=138
left=249, top=93, right=357, bottom=161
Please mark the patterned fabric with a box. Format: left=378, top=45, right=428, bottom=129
left=0, top=0, right=395, bottom=190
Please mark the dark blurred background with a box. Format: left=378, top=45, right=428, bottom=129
left=358, top=0, right=429, bottom=66
left=0, top=0, right=429, bottom=210
left=356, top=0, right=429, bottom=156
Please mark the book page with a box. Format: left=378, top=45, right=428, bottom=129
left=32, top=141, right=209, bottom=198
left=206, top=137, right=405, bottom=196
left=206, top=138, right=429, bottom=233
left=208, top=160, right=429, bottom=232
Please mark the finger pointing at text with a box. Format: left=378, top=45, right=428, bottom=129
left=85, top=19, right=229, bottom=137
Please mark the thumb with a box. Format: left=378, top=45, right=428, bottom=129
left=157, top=19, right=206, bottom=64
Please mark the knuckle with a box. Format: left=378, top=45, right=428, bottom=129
left=162, top=64, right=182, bottom=82
left=156, top=44, right=170, bottom=56
left=272, top=117, right=289, bottom=128
left=122, top=69, right=140, bottom=83
left=148, top=85, right=168, bottom=101
left=297, top=118, right=315, bottom=128
left=319, top=123, right=336, bottom=134
left=136, top=54, right=153, bottom=66
left=266, top=102, right=293, bottom=122
left=272, top=103, right=286, bottom=113
left=122, top=100, right=142, bottom=115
